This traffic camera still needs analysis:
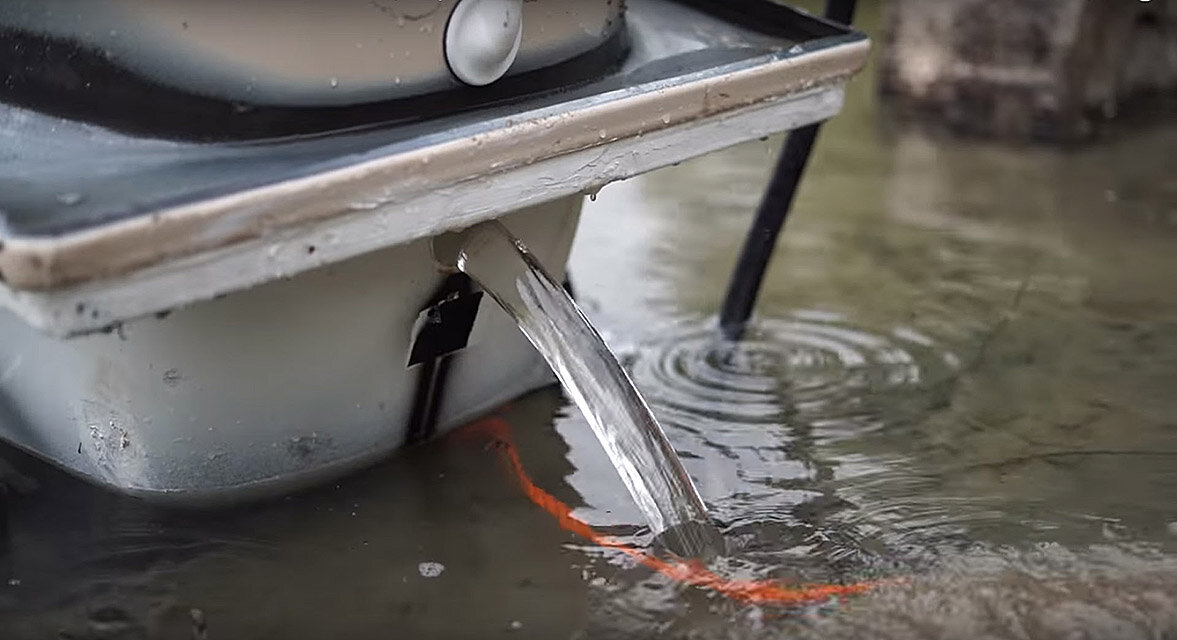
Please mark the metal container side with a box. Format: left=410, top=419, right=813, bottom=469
left=0, top=0, right=869, bottom=337
left=0, top=199, right=579, bottom=503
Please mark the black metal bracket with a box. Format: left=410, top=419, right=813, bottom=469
left=717, top=0, right=858, bottom=342
left=404, top=273, right=483, bottom=446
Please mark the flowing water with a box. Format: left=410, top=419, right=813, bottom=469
left=432, top=221, right=722, bottom=559
left=4, top=4, right=1177, bottom=637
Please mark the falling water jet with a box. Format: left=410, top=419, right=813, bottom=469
left=433, top=221, right=724, bottom=559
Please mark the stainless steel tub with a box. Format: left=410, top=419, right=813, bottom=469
left=0, top=0, right=868, bottom=502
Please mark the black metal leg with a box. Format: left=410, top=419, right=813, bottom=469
left=717, top=0, right=858, bottom=342
left=823, top=0, right=857, bottom=26
left=718, top=123, right=821, bottom=341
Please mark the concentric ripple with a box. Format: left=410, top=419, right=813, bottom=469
left=601, top=312, right=963, bottom=570
left=628, top=312, right=959, bottom=427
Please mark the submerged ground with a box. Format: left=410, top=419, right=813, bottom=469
left=3, top=7, right=1177, bottom=639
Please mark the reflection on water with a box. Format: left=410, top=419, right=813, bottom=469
left=561, top=54, right=1177, bottom=637
left=1, top=392, right=598, bottom=639
left=620, top=315, right=957, bottom=573
left=763, top=546, right=1177, bottom=640
left=5, top=11, right=1177, bottom=638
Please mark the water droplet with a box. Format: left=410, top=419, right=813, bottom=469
left=349, top=200, right=380, bottom=211
left=329, top=77, right=339, bottom=88
left=189, top=609, right=206, bottom=633
left=418, top=561, right=445, bottom=578
left=509, top=621, right=523, bottom=631
left=598, top=129, right=607, bottom=139
left=56, top=192, right=83, bottom=206
left=661, top=114, right=671, bottom=124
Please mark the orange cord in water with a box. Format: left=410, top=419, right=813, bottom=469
left=455, top=416, right=878, bottom=606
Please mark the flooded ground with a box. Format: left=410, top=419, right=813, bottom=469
left=4, top=6, right=1177, bottom=639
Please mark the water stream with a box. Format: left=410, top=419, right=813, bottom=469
left=433, top=221, right=724, bottom=559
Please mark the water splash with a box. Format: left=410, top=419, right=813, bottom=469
left=456, top=415, right=878, bottom=605
left=614, top=316, right=961, bottom=569
left=433, top=221, right=723, bottom=558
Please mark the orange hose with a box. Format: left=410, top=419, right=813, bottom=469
left=455, top=416, right=878, bottom=605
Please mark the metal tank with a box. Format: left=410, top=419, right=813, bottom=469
left=0, top=0, right=869, bottom=502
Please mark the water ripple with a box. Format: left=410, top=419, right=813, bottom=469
left=628, top=312, right=959, bottom=428
left=606, top=313, right=962, bottom=571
